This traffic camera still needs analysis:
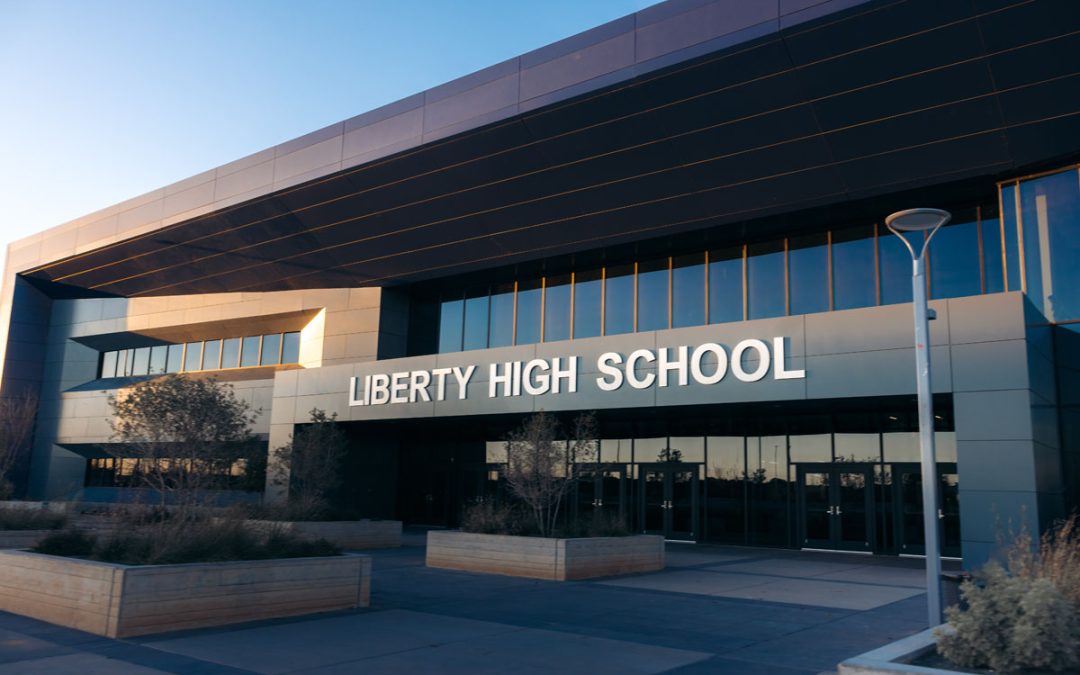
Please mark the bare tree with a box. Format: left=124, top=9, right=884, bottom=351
left=271, top=409, right=348, bottom=519
left=0, top=392, right=38, bottom=499
left=108, top=374, right=259, bottom=519
left=504, top=411, right=596, bottom=538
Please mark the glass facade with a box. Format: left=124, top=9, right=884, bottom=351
left=434, top=201, right=1005, bottom=352
left=98, top=331, right=301, bottom=379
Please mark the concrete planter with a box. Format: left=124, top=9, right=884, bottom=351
left=244, top=519, right=402, bottom=549
left=0, top=549, right=370, bottom=638
left=0, top=530, right=52, bottom=548
left=839, top=628, right=959, bottom=674
left=426, top=531, right=664, bottom=580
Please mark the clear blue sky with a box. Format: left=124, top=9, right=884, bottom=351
left=0, top=0, right=651, bottom=268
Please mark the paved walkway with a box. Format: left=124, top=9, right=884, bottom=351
left=0, top=534, right=950, bottom=674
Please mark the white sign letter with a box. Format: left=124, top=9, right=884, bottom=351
left=431, top=368, right=451, bottom=401
left=658, top=346, right=688, bottom=387
left=489, top=362, right=513, bottom=398
left=690, top=343, right=728, bottom=385
left=626, top=349, right=656, bottom=390
left=551, top=356, right=577, bottom=394
left=731, top=339, right=770, bottom=382
left=773, top=337, right=806, bottom=380
left=453, top=365, right=475, bottom=400
left=596, top=352, right=624, bottom=391
left=522, top=359, right=551, bottom=395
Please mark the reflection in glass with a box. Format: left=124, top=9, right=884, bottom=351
left=605, top=264, right=634, bottom=336
left=789, top=434, right=831, bottom=463
left=637, top=258, right=669, bottom=332
left=282, top=332, right=301, bottom=364
left=668, top=437, right=704, bottom=463
left=488, top=283, right=515, bottom=348
left=832, top=226, right=876, bottom=310
left=930, top=220, right=981, bottom=299
left=747, top=241, right=785, bottom=319
left=240, top=336, right=260, bottom=367
left=709, top=247, right=743, bottom=323
left=463, top=288, right=489, bottom=351
left=184, top=342, right=203, bottom=372
left=747, top=435, right=788, bottom=546
left=516, top=279, right=542, bottom=345
left=789, top=234, right=828, bottom=315
left=834, top=433, right=880, bottom=463
left=574, top=269, right=602, bottom=339
left=706, top=436, right=745, bottom=543
left=202, top=340, right=221, bottom=370
left=935, top=431, right=957, bottom=463
left=883, top=432, right=920, bottom=462
left=438, top=297, right=464, bottom=353
left=982, top=215, right=1004, bottom=294
left=101, top=351, right=118, bottom=378
left=544, top=274, right=571, bottom=342
left=260, top=334, right=281, bottom=366
left=1001, top=185, right=1021, bottom=291
left=166, top=344, right=184, bottom=373
left=600, top=438, right=632, bottom=464
left=129, top=347, right=149, bottom=376
left=485, top=441, right=506, bottom=464
left=635, top=437, right=667, bottom=463
left=672, top=253, right=705, bottom=328
left=879, top=230, right=913, bottom=306
left=149, top=345, right=168, bottom=374
left=1019, top=170, right=1080, bottom=321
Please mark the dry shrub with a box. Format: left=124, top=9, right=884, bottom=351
left=0, top=508, right=66, bottom=531
left=460, top=501, right=528, bottom=535
left=937, top=513, right=1080, bottom=673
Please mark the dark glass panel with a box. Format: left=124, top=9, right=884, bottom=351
left=165, top=344, right=184, bottom=373
left=803, top=472, right=831, bottom=542
left=982, top=214, right=1004, bottom=294
left=879, top=229, right=913, bottom=305
left=789, top=233, right=828, bottom=315
left=201, top=339, right=221, bottom=370
left=438, top=297, right=464, bottom=353
left=789, top=433, right=831, bottom=464
left=837, top=471, right=869, bottom=545
left=832, top=226, right=876, bottom=310
left=747, top=435, right=788, bottom=546
left=240, top=336, right=260, bottom=367
left=131, top=347, right=150, bottom=376
left=281, top=332, right=301, bottom=364
left=637, top=257, right=669, bottom=332
left=747, top=240, right=785, bottom=319
left=604, top=264, right=634, bottom=336
left=708, top=246, right=743, bottom=323
left=462, top=287, right=489, bottom=351
left=118, top=350, right=133, bottom=377
left=705, top=436, right=744, bottom=543
left=834, top=433, right=880, bottom=463
left=544, top=274, right=571, bottom=342
left=929, top=219, right=981, bottom=299
left=148, top=345, right=168, bottom=374
left=260, top=333, right=281, bottom=366
left=515, top=279, right=542, bottom=345
left=488, top=283, right=515, bottom=348
left=1001, top=184, right=1022, bottom=291
left=573, top=269, right=602, bottom=339
left=668, top=436, right=704, bottom=463
left=184, top=342, right=203, bottom=372
left=600, top=438, right=632, bottom=464
left=100, top=351, right=118, bottom=379
left=672, top=253, right=705, bottom=328
left=1019, top=170, right=1080, bottom=321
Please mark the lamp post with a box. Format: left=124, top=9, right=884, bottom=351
left=884, top=207, right=950, bottom=627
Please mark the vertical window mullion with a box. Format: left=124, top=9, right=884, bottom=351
left=976, top=205, right=986, bottom=294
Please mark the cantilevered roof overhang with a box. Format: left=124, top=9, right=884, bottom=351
left=18, top=0, right=1080, bottom=297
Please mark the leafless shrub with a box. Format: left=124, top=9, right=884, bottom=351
left=270, top=409, right=348, bottom=520
left=0, top=392, right=38, bottom=499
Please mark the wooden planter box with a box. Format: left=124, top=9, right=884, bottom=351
left=426, top=531, right=664, bottom=581
left=0, top=530, right=52, bottom=548
left=0, top=550, right=370, bottom=638
left=245, top=519, right=402, bottom=549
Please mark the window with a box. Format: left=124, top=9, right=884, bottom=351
left=239, top=336, right=260, bottom=368
left=202, top=340, right=221, bottom=370
left=131, top=347, right=151, bottom=376
left=101, top=351, right=118, bottom=379
left=982, top=214, right=1004, bottom=294
left=832, top=226, right=876, bottom=310
left=573, top=269, right=602, bottom=339
left=515, top=279, right=542, bottom=345
left=929, top=218, right=981, bottom=299
left=604, top=264, right=634, bottom=336
left=282, top=332, right=301, bottom=364
left=708, top=247, right=743, bottom=323
left=747, top=240, right=785, bottom=319
left=438, top=296, right=464, bottom=353
left=260, top=333, right=281, bottom=366
left=637, top=257, right=669, bottom=331
left=221, top=338, right=241, bottom=369
left=1018, top=170, right=1080, bottom=321
left=149, top=345, right=168, bottom=374
left=183, top=342, right=202, bottom=372
left=462, top=287, right=489, bottom=351
left=488, top=283, right=514, bottom=348
left=788, top=234, right=828, bottom=315
left=672, top=253, right=705, bottom=328
left=543, top=274, right=571, bottom=342
left=166, top=344, right=184, bottom=373
left=879, top=227, right=913, bottom=305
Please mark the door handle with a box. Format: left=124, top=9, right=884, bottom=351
left=938, top=509, right=945, bottom=520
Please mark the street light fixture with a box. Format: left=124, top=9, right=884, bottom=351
left=885, top=207, right=951, bottom=628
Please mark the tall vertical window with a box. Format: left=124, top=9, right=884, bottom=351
left=260, top=333, right=281, bottom=365
left=149, top=345, right=168, bottom=374
left=788, top=234, right=828, bottom=315
left=672, top=253, right=705, bottom=328
left=982, top=214, right=1004, bottom=294
left=101, top=351, right=118, bottom=379
left=879, top=228, right=913, bottom=306
left=1001, top=185, right=1022, bottom=291
left=165, top=344, right=184, bottom=373
left=184, top=342, right=202, bottom=372
left=543, top=274, right=572, bottom=342
left=573, top=269, right=602, bottom=339
left=131, top=347, right=151, bottom=376
left=708, top=247, right=743, bottom=323
left=438, top=296, right=464, bottom=353
left=929, top=218, right=981, bottom=299
left=604, top=264, right=634, bottom=336
left=1018, top=170, right=1080, bottom=321
left=747, top=241, right=785, bottom=319
left=637, top=257, right=669, bottom=332
left=220, top=338, right=240, bottom=369
left=201, top=340, right=221, bottom=370
left=239, top=336, right=260, bottom=367
left=462, top=287, right=489, bottom=351
left=488, top=283, right=515, bottom=348
left=515, top=279, right=542, bottom=345
left=282, top=332, right=301, bottom=364
left=832, top=226, right=876, bottom=310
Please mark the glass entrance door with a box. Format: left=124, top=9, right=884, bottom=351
left=639, top=464, right=699, bottom=541
left=577, top=465, right=627, bottom=523
left=892, top=463, right=961, bottom=558
left=797, top=464, right=875, bottom=552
